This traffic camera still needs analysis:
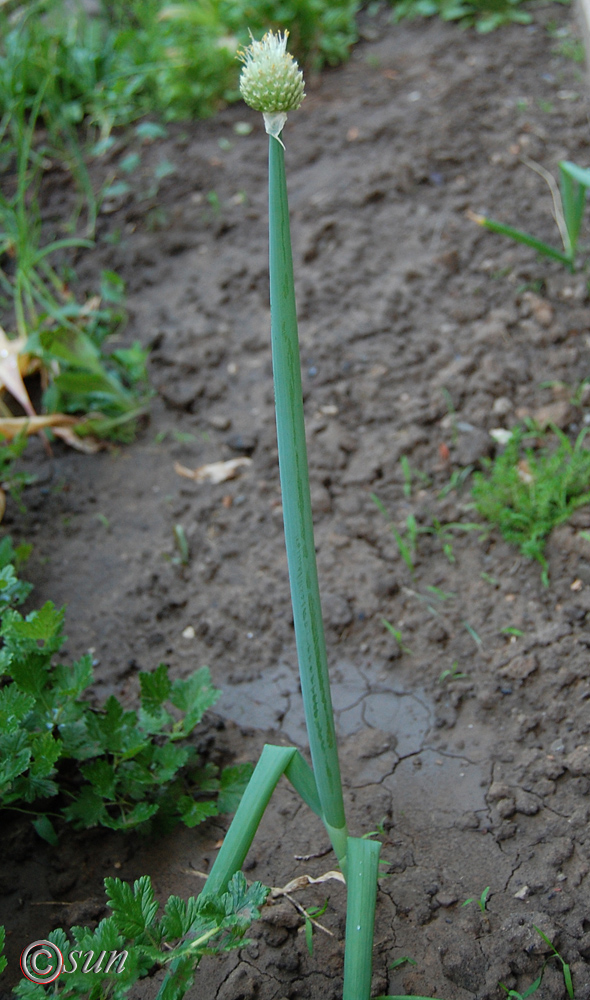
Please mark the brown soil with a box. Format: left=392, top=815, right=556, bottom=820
left=2, top=5, right=590, bottom=998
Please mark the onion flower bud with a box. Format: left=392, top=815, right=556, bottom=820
left=238, top=30, right=305, bottom=144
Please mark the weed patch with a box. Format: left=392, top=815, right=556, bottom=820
left=472, top=426, right=590, bottom=584
left=0, top=547, right=250, bottom=841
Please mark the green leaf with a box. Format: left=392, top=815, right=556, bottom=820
left=12, top=771, right=59, bottom=803
left=52, top=654, right=94, bottom=698
left=63, top=785, right=109, bottom=828
left=0, top=732, right=31, bottom=788
left=221, top=872, right=269, bottom=932
left=150, top=743, right=190, bottom=783
left=9, top=602, right=65, bottom=647
left=177, top=797, right=217, bottom=828
left=217, top=763, right=253, bottom=814
left=140, top=663, right=172, bottom=713
left=29, top=731, right=62, bottom=776
left=154, top=957, right=195, bottom=1000
left=100, top=270, right=126, bottom=303
left=54, top=371, right=119, bottom=395
left=170, top=667, right=220, bottom=732
left=389, top=957, right=418, bottom=970
left=103, top=801, right=159, bottom=831
left=39, top=327, right=101, bottom=370
left=0, top=685, right=35, bottom=732
left=32, top=814, right=58, bottom=845
left=85, top=696, right=143, bottom=756
left=106, top=876, right=159, bottom=938
left=563, top=964, right=574, bottom=1000
left=137, top=705, right=173, bottom=735
left=160, top=895, right=200, bottom=940
left=136, top=122, right=168, bottom=140
left=81, top=759, right=117, bottom=799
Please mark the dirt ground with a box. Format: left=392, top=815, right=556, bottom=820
left=2, top=3, right=590, bottom=997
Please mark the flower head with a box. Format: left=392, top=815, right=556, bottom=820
left=238, top=31, right=305, bottom=142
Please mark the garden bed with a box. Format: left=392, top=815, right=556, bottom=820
left=2, top=3, right=590, bottom=997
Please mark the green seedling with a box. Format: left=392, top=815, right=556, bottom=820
left=425, top=585, right=455, bottom=600
left=480, top=571, right=499, bottom=586
left=534, top=926, right=574, bottom=998
left=401, top=454, right=412, bottom=498
left=473, top=424, right=590, bottom=585
left=438, top=464, right=474, bottom=498
left=501, top=626, right=523, bottom=637
left=463, top=620, right=483, bottom=648
left=400, top=455, right=431, bottom=498
left=469, top=159, right=590, bottom=272
left=95, top=513, right=110, bottom=530
left=389, top=956, right=418, bottom=971
left=439, top=661, right=468, bottom=683
left=382, top=618, right=413, bottom=655
left=0, top=431, right=36, bottom=514
left=499, top=926, right=574, bottom=999
left=173, top=430, right=198, bottom=443
left=304, top=899, right=329, bottom=955
left=463, top=886, right=490, bottom=912
left=372, top=496, right=416, bottom=572
left=441, top=387, right=458, bottom=444
left=376, top=926, right=576, bottom=1000
left=173, top=524, right=190, bottom=565
left=363, top=816, right=389, bottom=839
left=499, top=976, right=544, bottom=1000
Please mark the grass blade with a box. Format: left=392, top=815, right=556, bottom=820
left=268, top=133, right=347, bottom=867
left=342, top=837, right=381, bottom=1000
left=470, top=213, right=573, bottom=268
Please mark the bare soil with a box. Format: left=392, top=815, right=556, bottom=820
left=2, top=5, right=590, bottom=998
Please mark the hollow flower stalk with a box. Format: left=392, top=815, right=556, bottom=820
left=238, top=32, right=348, bottom=867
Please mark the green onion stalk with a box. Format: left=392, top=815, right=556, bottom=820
left=238, top=30, right=348, bottom=869
left=217, top=33, right=383, bottom=1000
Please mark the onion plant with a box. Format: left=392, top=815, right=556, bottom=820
left=160, top=30, right=382, bottom=1000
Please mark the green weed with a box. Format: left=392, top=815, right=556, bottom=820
left=463, top=885, right=490, bottom=912
left=0, top=552, right=250, bottom=840
left=0, top=0, right=360, bottom=134
left=373, top=494, right=485, bottom=568
left=463, top=620, right=483, bottom=648
left=304, top=899, right=329, bottom=955
left=400, top=454, right=431, bottom=498
left=439, top=660, right=468, bottom=683
left=472, top=425, right=590, bottom=584
left=374, top=925, right=576, bottom=1000
left=389, top=0, right=533, bottom=31
left=0, top=432, right=36, bottom=514
left=11, top=871, right=268, bottom=997
left=438, top=464, right=474, bottom=499
left=382, top=618, right=413, bottom=655
left=173, top=523, right=190, bottom=565
left=469, top=159, right=590, bottom=272
left=501, top=625, right=523, bottom=637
